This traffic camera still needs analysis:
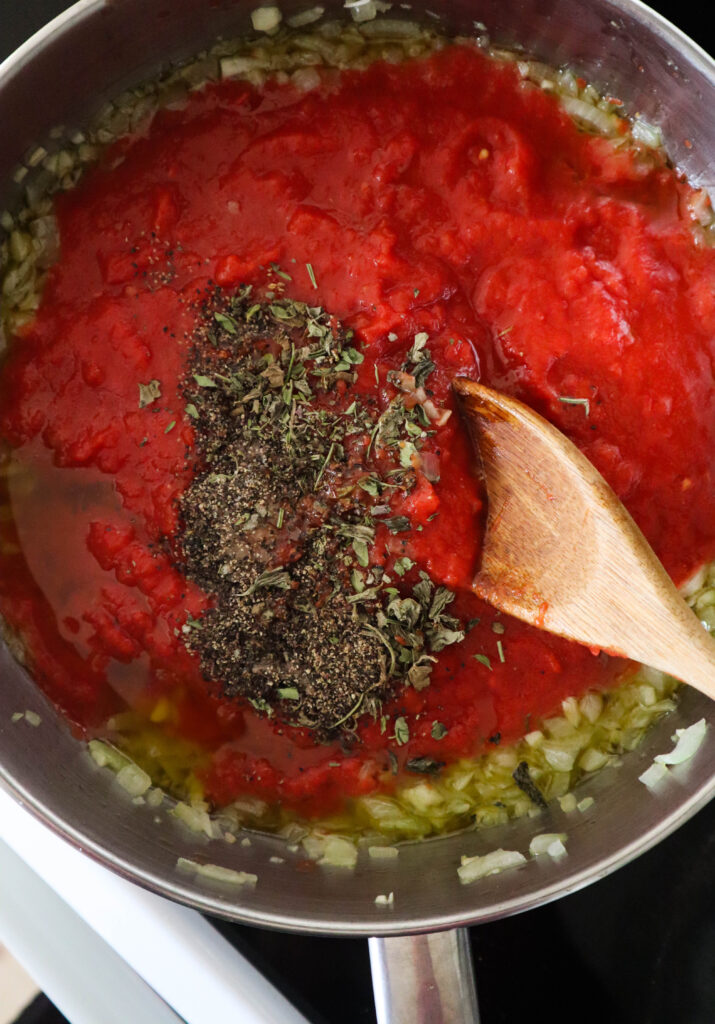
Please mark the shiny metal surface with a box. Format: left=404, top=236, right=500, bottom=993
left=370, top=930, right=480, bottom=1023
left=1, top=0, right=714, bottom=938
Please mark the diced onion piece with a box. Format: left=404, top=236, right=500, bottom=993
left=457, top=848, right=526, bottom=885
left=560, top=95, right=619, bottom=136
left=402, top=781, right=443, bottom=811
left=654, top=718, right=707, bottom=765
left=577, top=797, right=595, bottom=813
left=558, top=793, right=577, bottom=813
left=541, top=742, right=577, bottom=771
left=375, top=892, right=395, bottom=906
left=116, top=763, right=152, bottom=797
left=287, top=6, right=325, bottom=27
left=639, top=761, right=669, bottom=788
left=318, top=836, right=358, bottom=869
left=529, top=833, right=568, bottom=858
left=291, top=67, right=322, bottom=91
left=220, top=56, right=261, bottom=79
left=88, top=739, right=130, bottom=772
left=368, top=845, right=400, bottom=860
left=524, top=729, right=544, bottom=747
left=631, top=118, right=663, bottom=149
left=578, top=747, right=609, bottom=772
left=172, top=801, right=216, bottom=838
left=561, top=696, right=580, bottom=727
left=251, top=6, right=282, bottom=32
left=358, top=18, right=420, bottom=37
left=177, top=858, right=258, bottom=887
left=24, top=710, right=41, bottom=727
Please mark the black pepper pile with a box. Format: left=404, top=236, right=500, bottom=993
left=178, top=282, right=467, bottom=740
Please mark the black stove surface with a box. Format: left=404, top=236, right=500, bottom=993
left=3, top=3, right=714, bottom=1022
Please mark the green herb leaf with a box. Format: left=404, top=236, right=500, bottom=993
left=405, top=756, right=445, bottom=775
left=393, top=556, right=415, bottom=577
left=383, top=516, right=411, bottom=534
left=429, top=587, right=454, bottom=620
left=278, top=687, right=300, bottom=700
left=214, top=311, right=238, bottom=335
left=428, top=626, right=465, bottom=652
left=431, top=721, right=448, bottom=740
left=393, top=716, right=410, bottom=745
left=497, top=639, right=506, bottom=663
left=193, top=374, right=217, bottom=388
left=306, top=262, right=318, bottom=289
left=248, top=696, right=274, bottom=717
left=270, top=262, right=292, bottom=282
left=352, top=538, right=369, bottom=567
left=558, top=395, right=590, bottom=416
left=185, top=403, right=199, bottom=419
left=164, top=420, right=176, bottom=434
left=473, top=653, right=492, bottom=670
left=238, top=567, right=292, bottom=597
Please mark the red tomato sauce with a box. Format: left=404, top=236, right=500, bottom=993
left=1, top=44, right=714, bottom=819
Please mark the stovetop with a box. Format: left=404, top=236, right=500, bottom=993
left=2, top=3, right=714, bottom=1022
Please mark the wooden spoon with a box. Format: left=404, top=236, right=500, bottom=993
left=452, top=378, right=715, bottom=700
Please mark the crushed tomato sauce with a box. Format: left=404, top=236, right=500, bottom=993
left=1, top=44, right=715, bottom=820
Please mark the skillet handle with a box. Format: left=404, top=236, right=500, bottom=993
left=368, top=928, right=480, bottom=1024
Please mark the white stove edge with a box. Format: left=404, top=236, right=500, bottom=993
left=0, top=784, right=311, bottom=1024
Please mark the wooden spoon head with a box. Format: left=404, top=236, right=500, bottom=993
left=452, top=378, right=715, bottom=697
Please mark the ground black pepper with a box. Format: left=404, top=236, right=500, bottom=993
left=177, top=285, right=466, bottom=740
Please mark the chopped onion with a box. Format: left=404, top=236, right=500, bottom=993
left=287, top=6, right=325, bottom=27
left=24, top=709, right=41, bottom=727
left=458, top=848, right=526, bottom=885
left=220, top=55, right=262, bottom=79
left=368, top=845, right=400, bottom=859
left=88, top=739, right=130, bottom=772
left=116, top=763, right=152, bottom=797
left=579, top=692, right=603, bottom=724
left=251, top=6, right=282, bottom=32
left=631, top=118, right=663, bottom=149
left=638, top=761, right=669, bottom=788
left=558, top=793, right=577, bottom=813
left=541, top=742, right=577, bottom=772
left=291, top=67, right=322, bottom=91
left=358, top=18, right=421, bottom=37
left=172, top=801, right=217, bottom=838
left=577, top=797, right=595, bottom=813
left=654, top=718, right=707, bottom=765
left=524, top=729, right=544, bottom=747
left=318, top=836, right=358, bottom=868
left=529, top=833, right=568, bottom=858
left=177, top=858, right=258, bottom=887
left=402, top=781, right=443, bottom=811
left=375, top=891, right=395, bottom=906
left=559, top=96, right=619, bottom=136
left=578, top=747, right=609, bottom=772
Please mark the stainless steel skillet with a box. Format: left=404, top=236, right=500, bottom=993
left=1, top=1, right=714, bottom=1020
